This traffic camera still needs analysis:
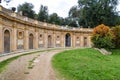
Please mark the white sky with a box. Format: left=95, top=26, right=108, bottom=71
left=1, top=0, right=120, bottom=18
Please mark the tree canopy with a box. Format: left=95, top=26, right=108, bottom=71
left=17, top=2, right=35, bottom=19
left=37, top=5, right=49, bottom=22
left=15, top=0, right=120, bottom=28
left=69, top=0, right=119, bottom=28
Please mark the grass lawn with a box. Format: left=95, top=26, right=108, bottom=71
left=52, top=48, right=120, bottom=80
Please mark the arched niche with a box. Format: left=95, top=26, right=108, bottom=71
left=4, top=30, right=10, bottom=53
left=65, top=33, right=71, bottom=47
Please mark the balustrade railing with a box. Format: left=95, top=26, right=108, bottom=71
left=0, top=5, right=93, bottom=32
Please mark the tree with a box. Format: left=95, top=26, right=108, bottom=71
left=69, top=6, right=80, bottom=18
left=37, top=5, right=48, bottom=22
left=69, top=0, right=119, bottom=28
left=68, top=6, right=80, bottom=27
left=111, top=26, right=120, bottom=48
left=91, top=24, right=114, bottom=48
left=48, top=13, right=61, bottom=25
left=17, top=2, right=35, bottom=19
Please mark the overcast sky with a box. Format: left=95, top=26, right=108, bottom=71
left=1, top=0, right=120, bottom=18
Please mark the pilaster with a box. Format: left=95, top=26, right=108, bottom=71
left=12, top=23, right=17, bottom=51
left=24, top=26, right=29, bottom=50
left=88, top=36, right=92, bottom=47
left=53, top=31, right=56, bottom=48
left=0, top=24, right=3, bottom=53
left=80, top=35, right=84, bottom=47
left=61, top=32, right=65, bottom=48
left=34, top=28, right=38, bottom=49
left=44, top=30, right=48, bottom=48
left=72, top=32, right=75, bottom=48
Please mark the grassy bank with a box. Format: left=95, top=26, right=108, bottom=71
left=52, top=48, right=120, bottom=80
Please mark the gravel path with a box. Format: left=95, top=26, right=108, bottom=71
left=0, top=49, right=64, bottom=80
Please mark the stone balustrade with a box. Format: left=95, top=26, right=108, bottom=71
left=0, top=5, right=93, bottom=32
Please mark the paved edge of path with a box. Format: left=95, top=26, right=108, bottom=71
left=0, top=48, right=65, bottom=62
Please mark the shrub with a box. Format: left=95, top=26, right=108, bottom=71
left=91, top=24, right=114, bottom=48
left=111, top=26, right=120, bottom=48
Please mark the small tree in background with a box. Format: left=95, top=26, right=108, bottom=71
left=17, top=2, right=35, bottom=19
left=37, top=5, right=49, bottom=22
left=111, top=26, right=120, bottom=48
left=91, top=24, right=114, bottom=48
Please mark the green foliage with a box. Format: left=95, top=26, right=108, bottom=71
left=92, top=34, right=114, bottom=48
left=111, top=26, right=120, bottom=48
left=37, top=5, right=49, bottom=22
left=69, top=6, right=80, bottom=18
left=52, top=48, right=120, bottom=80
left=17, top=2, right=35, bottom=19
left=69, top=0, right=119, bottom=27
left=48, top=13, right=61, bottom=25
left=0, top=56, right=18, bottom=73
left=110, top=49, right=120, bottom=55
left=91, top=24, right=114, bottom=48
left=28, top=57, right=36, bottom=69
left=16, top=2, right=80, bottom=27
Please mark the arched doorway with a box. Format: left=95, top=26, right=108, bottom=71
left=65, top=33, right=71, bottom=47
left=29, top=33, right=34, bottom=49
left=48, top=35, right=52, bottom=48
left=4, top=30, right=10, bottom=53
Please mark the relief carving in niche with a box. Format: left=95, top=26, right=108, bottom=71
left=56, top=35, right=61, bottom=47
left=17, top=30, right=24, bottom=49
left=39, top=34, right=44, bottom=48
left=76, top=37, right=80, bottom=46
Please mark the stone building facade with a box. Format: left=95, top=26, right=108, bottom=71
left=0, top=5, right=93, bottom=53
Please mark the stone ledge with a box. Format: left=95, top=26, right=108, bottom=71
left=94, top=48, right=112, bottom=55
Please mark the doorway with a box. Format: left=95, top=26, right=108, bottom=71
left=29, top=33, right=34, bottom=49
left=65, top=33, right=71, bottom=47
left=4, top=30, right=10, bottom=53
left=48, top=35, right=52, bottom=48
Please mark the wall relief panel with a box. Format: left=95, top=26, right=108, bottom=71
left=76, top=36, right=80, bottom=47
left=17, top=30, right=24, bottom=49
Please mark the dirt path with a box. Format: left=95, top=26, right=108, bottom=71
left=0, top=49, right=64, bottom=80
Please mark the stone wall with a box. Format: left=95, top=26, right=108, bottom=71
left=0, top=5, right=93, bottom=53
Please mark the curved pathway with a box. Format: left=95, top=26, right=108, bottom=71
left=0, top=49, right=64, bottom=80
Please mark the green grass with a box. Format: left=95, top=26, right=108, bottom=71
left=110, top=49, right=120, bottom=55
left=52, top=48, right=120, bottom=80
